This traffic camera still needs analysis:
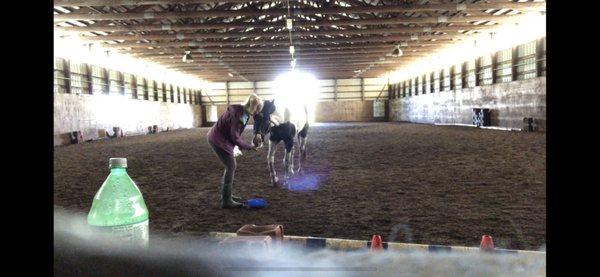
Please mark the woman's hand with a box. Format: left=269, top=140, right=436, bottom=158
left=233, top=146, right=243, bottom=157
left=253, top=134, right=263, bottom=147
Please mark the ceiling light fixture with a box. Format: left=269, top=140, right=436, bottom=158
left=392, top=45, right=403, bottom=57
left=285, top=0, right=296, bottom=70
left=182, top=50, right=193, bottom=63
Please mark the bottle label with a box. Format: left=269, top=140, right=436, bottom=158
left=93, top=220, right=149, bottom=247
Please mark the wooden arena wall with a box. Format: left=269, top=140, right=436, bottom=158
left=389, top=77, right=546, bottom=130
left=54, top=57, right=205, bottom=146
left=54, top=93, right=202, bottom=146
left=386, top=37, right=546, bottom=131
left=202, top=78, right=389, bottom=124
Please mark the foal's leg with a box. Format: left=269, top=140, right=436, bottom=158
left=289, top=145, right=295, bottom=175
left=298, top=136, right=307, bottom=175
left=268, top=140, right=280, bottom=186
left=297, top=123, right=309, bottom=175
left=283, top=138, right=294, bottom=186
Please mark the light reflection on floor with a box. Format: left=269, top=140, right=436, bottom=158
left=285, top=174, right=319, bottom=192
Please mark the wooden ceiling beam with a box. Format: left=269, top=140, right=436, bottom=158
left=55, top=14, right=518, bottom=32
left=127, top=43, right=441, bottom=54
left=109, top=34, right=460, bottom=48
left=165, top=60, right=408, bottom=67
left=158, top=59, right=421, bottom=68
left=141, top=48, right=428, bottom=58
left=54, top=2, right=544, bottom=21
left=54, top=0, right=274, bottom=7
left=164, top=63, right=410, bottom=70
left=76, top=24, right=491, bottom=41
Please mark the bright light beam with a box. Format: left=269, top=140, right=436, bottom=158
left=386, top=12, right=546, bottom=83
left=273, top=70, right=319, bottom=123
left=54, top=33, right=209, bottom=90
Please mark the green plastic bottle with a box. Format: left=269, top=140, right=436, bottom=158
left=87, top=158, right=149, bottom=246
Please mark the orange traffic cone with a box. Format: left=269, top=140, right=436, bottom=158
left=370, top=235, right=384, bottom=251
left=480, top=235, right=494, bottom=252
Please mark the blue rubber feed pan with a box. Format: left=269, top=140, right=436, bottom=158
left=246, top=198, right=267, bottom=209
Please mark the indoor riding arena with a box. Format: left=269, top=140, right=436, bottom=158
left=54, top=1, right=547, bottom=275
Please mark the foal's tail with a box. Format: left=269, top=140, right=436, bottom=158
left=298, top=104, right=309, bottom=139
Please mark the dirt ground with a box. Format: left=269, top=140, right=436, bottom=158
left=54, top=122, right=546, bottom=250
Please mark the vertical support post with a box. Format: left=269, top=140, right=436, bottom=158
left=156, top=82, right=160, bottom=101
left=536, top=37, right=544, bottom=77
left=103, top=68, right=109, bottom=94
left=119, top=72, right=124, bottom=95
left=429, top=73, right=434, bottom=93
left=150, top=81, right=154, bottom=101
left=63, top=59, right=71, bottom=94
left=414, top=77, right=418, bottom=95
left=491, top=52, right=498, bottom=84
left=361, top=78, right=365, bottom=101
left=402, top=81, right=406, bottom=97
left=143, top=78, right=148, bottom=100
left=86, top=63, right=93, bottom=95
left=438, top=70, right=443, bottom=92
left=475, top=57, right=481, bottom=87
left=415, top=77, right=419, bottom=95
left=225, top=81, right=230, bottom=105
left=334, top=79, right=338, bottom=101
left=399, top=81, right=403, bottom=98
left=461, top=62, right=468, bottom=88
left=449, top=66, right=455, bottom=91
left=131, top=74, right=137, bottom=99
left=512, top=45, right=519, bottom=81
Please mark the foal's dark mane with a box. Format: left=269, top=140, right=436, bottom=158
left=253, top=99, right=276, bottom=136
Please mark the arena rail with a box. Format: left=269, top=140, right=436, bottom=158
left=433, top=123, right=522, bottom=131
left=209, top=232, right=545, bottom=257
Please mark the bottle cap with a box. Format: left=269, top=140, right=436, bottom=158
left=109, top=158, right=127, bottom=169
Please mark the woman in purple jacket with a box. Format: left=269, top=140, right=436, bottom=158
left=208, top=94, right=264, bottom=208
